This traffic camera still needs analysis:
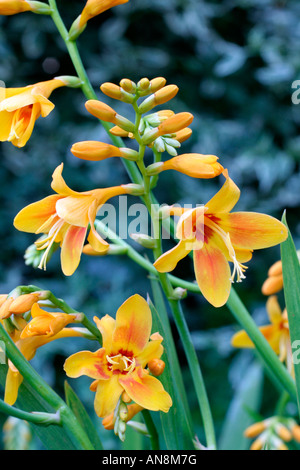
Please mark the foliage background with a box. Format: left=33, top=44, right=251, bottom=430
left=0, top=0, right=300, bottom=449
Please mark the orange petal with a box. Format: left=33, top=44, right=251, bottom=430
left=261, top=274, right=283, bottom=296
left=193, top=242, right=231, bottom=307
left=206, top=172, right=240, bottom=214
left=56, top=195, right=93, bottom=227
left=64, top=349, right=111, bottom=380
left=162, top=154, right=223, bottom=179
left=93, top=314, right=116, bottom=352
left=13, top=103, right=41, bottom=148
left=94, top=375, right=123, bottom=418
left=119, top=367, right=172, bottom=413
left=60, top=225, right=87, bottom=276
left=0, top=110, right=14, bottom=141
left=231, top=325, right=280, bottom=353
left=112, top=295, right=152, bottom=356
left=218, top=212, right=288, bottom=250
left=154, top=240, right=192, bottom=273
left=51, top=163, right=81, bottom=197
left=137, top=337, right=164, bottom=368
left=14, top=194, right=61, bottom=233
left=87, top=202, right=109, bottom=253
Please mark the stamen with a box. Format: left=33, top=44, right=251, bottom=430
left=37, top=218, right=65, bottom=270
left=205, top=218, right=247, bottom=283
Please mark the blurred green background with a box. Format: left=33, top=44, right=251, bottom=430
left=0, top=0, right=300, bottom=450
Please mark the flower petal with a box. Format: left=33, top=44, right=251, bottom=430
left=154, top=240, right=192, bottom=273
left=93, top=314, right=116, bottom=352
left=51, top=163, right=81, bottom=197
left=137, top=338, right=164, bottom=368
left=119, top=367, right=172, bottom=412
left=266, top=295, right=283, bottom=325
left=4, top=368, right=23, bottom=406
left=87, top=202, right=109, bottom=253
left=94, top=375, right=123, bottom=418
left=232, top=325, right=281, bottom=354
left=14, top=195, right=61, bottom=233
left=206, top=172, right=240, bottom=214
left=60, top=225, right=87, bottom=276
left=193, top=242, right=232, bottom=307
left=64, top=349, right=110, bottom=380
left=0, top=110, right=13, bottom=141
left=112, top=295, right=152, bottom=356
left=218, top=212, right=288, bottom=250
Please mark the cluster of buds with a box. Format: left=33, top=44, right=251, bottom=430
left=101, top=393, right=143, bottom=441
left=72, top=77, right=224, bottom=182
left=245, top=416, right=300, bottom=450
left=0, top=291, right=42, bottom=321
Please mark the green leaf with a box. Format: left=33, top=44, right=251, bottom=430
left=0, top=365, right=76, bottom=450
left=281, top=212, right=300, bottom=417
left=219, top=362, right=263, bottom=450
left=148, top=278, right=195, bottom=450
left=64, top=381, right=103, bottom=450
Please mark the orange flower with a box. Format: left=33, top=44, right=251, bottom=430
left=64, top=295, right=172, bottom=418
left=3, top=316, right=83, bottom=405
left=0, top=0, right=32, bottom=14
left=14, top=163, right=129, bottom=275
left=154, top=172, right=288, bottom=307
left=79, top=0, right=129, bottom=27
left=20, top=303, right=78, bottom=339
left=0, top=79, right=65, bottom=147
left=232, top=296, right=292, bottom=372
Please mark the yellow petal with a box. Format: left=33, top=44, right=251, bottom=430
left=51, top=163, right=81, bottom=197
left=64, top=349, right=111, bottom=380
left=266, top=295, right=283, bottom=325
left=93, top=314, right=116, bottom=352
left=4, top=368, right=23, bottom=406
left=119, top=367, right=172, bottom=413
left=94, top=375, right=123, bottom=418
left=13, top=195, right=61, bottom=233
left=137, top=338, right=164, bottom=368
left=112, top=295, right=152, bottom=356
left=154, top=240, right=192, bottom=273
left=206, top=171, right=240, bottom=214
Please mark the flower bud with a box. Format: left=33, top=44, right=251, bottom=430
left=130, top=233, right=157, bottom=249
left=71, top=141, right=122, bottom=161
left=276, top=424, right=293, bottom=442
left=292, top=425, right=300, bottom=442
left=261, top=275, right=283, bottom=296
left=138, top=85, right=179, bottom=114
left=157, top=112, right=194, bottom=135
left=0, top=294, right=8, bottom=308
left=119, top=403, right=128, bottom=421
left=171, top=287, right=187, bottom=300
left=137, top=78, right=150, bottom=92
left=100, top=82, right=134, bottom=104
left=0, top=297, right=14, bottom=320
left=85, top=100, right=135, bottom=132
left=244, top=421, right=267, bottom=438
left=268, top=260, right=282, bottom=277
left=120, top=79, right=136, bottom=94
left=9, top=293, right=40, bottom=314
left=109, top=126, right=129, bottom=137
left=55, top=76, right=83, bottom=88
left=123, top=183, right=145, bottom=196
left=150, top=77, right=167, bottom=93
left=148, top=359, right=165, bottom=376
left=174, top=127, right=192, bottom=143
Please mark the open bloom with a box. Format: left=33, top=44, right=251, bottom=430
left=14, top=163, right=129, bottom=275
left=154, top=172, right=288, bottom=307
left=231, top=295, right=292, bottom=373
left=64, top=295, right=172, bottom=418
left=20, top=303, right=78, bottom=339
left=2, top=316, right=83, bottom=405
left=0, top=78, right=65, bottom=147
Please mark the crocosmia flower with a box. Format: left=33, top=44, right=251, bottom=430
left=154, top=172, right=288, bottom=307
left=14, top=163, right=129, bottom=275
left=64, top=294, right=172, bottom=418
left=79, top=0, right=129, bottom=28
left=0, top=78, right=65, bottom=147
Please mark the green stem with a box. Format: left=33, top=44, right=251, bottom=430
left=141, top=410, right=159, bottom=450
left=0, top=399, right=60, bottom=426
left=0, top=323, right=94, bottom=450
